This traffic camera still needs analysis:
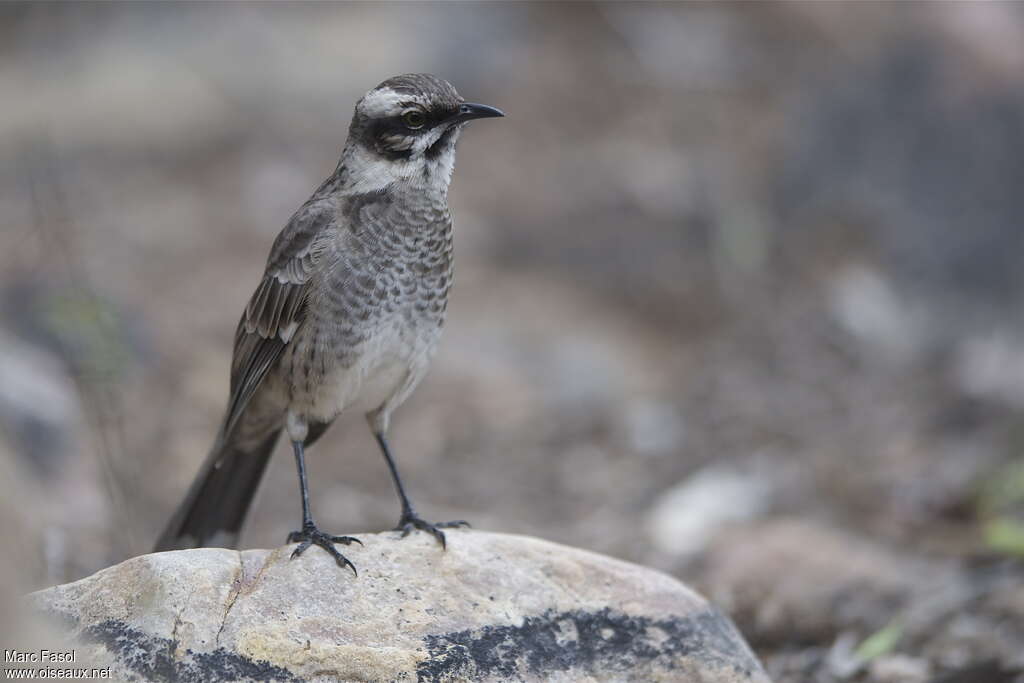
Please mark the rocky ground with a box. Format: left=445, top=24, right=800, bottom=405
left=2, top=4, right=1024, bottom=682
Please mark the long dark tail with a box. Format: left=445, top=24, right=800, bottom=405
left=154, top=426, right=281, bottom=552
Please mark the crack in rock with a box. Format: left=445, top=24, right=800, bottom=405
left=215, top=551, right=244, bottom=649
left=169, top=584, right=197, bottom=662
left=215, top=547, right=282, bottom=650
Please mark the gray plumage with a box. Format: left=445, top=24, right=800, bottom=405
left=155, top=74, right=502, bottom=562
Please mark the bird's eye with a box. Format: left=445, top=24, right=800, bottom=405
left=403, top=111, right=426, bottom=129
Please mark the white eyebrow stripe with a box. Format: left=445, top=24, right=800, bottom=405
left=360, top=88, right=417, bottom=117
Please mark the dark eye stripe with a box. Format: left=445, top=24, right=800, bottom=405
left=360, top=105, right=460, bottom=159
left=390, top=105, right=459, bottom=133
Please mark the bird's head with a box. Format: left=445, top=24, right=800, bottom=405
left=343, top=73, right=503, bottom=192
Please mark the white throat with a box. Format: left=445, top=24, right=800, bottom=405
left=339, top=130, right=461, bottom=198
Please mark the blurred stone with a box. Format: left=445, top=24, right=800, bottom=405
left=829, top=265, right=925, bottom=364
left=31, top=531, right=769, bottom=683
left=645, top=461, right=780, bottom=558
left=869, top=654, right=930, bottom=683
left=955, top=331, right=1024, bottom=408
left=699, top=519, right=944, bottom=645
left=0, top=331, right=81, bottom=474
left=824, top=631, right=863, bottom=679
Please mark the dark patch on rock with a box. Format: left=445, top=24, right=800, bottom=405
left=80, top=619, right=300, bottom=683
left=416, top=607, right=760, bottom=682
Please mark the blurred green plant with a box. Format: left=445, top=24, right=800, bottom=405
left=976, top=458, right=1024, bottom=558
left=982, top=518, right=1024, bottom=558
left=854, top=620, right=903, bottom=662
left=38, top=289, right=130, bottom=383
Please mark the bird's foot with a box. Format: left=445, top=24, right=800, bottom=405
left=395, top=512, right=469, bottom=550
left=287, top=523, right=362, bottom=575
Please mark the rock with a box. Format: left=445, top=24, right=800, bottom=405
left=868, top=654, right=930, bottom=683
left=0, top=330, right=83, bottom=474
left=698, top=519, right=946, bottom=646
left=30, top=531, right=768, bottom=683
left=645, top=459, right=787, bottom=559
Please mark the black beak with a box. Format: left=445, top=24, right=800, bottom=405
left=456, top=102, right=505, bottom=122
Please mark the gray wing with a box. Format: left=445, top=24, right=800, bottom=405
left=222, top=200, right=336, bottom=435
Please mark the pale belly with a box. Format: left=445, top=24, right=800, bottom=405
left=298, top=318, right=438, bottom=423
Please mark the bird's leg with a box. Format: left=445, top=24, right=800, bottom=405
left=286, top=439, right=361, bottom=575
left=373, top=431, right=469, bottom=549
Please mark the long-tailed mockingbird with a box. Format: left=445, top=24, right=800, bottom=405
left=154, top=74, right=503, bottom=574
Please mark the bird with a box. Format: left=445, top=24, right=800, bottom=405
left=154, top=73, right=503, bottom=574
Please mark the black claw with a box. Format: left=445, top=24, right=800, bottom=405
left=287, top=524, right=360, bottom=576
left=394, top=514, right=469, bottom=550
left=428, top=525, right=447, bottom=550
left=332, top=535, right=363, bottom=546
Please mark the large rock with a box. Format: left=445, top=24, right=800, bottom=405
left=30, top=530, right=768, bottom=682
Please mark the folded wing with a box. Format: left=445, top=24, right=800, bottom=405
left=223, top=201, right=335, bottom=436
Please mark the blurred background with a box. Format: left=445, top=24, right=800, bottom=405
left=2, top=3, right=1024, bottom=681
